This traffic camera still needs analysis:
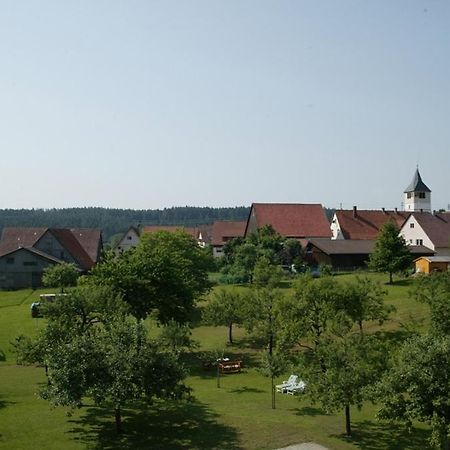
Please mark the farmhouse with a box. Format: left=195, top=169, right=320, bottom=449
left=114, top=225, right=212, bottom=255
left=211, top=220, right=247, bottom=257
left=245, top=203, right=331, bottom=244
left=0, top=227, right=102, bottom=289
left=330, top=207, right=408, bottom=240
left=400, top=212, right=450, bottom=257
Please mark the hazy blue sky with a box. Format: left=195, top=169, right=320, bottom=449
left=1, top=1, right=449, bottom=211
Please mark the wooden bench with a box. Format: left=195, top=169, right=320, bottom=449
left=218, top=360, right=242, bottom=374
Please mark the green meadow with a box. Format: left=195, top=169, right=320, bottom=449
left=0, top=274, right=432, bottom=449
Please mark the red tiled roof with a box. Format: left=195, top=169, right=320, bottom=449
left=211, top=221, right=247, bottom=246
left=49, top=229, right=95, bottom=271
left=413, top=212, right=450, bottom=248
left=70, top=228, right=102, bottom=264
left=0, top=227, right=47, bottom=255
left=0, top=227, right=102, bottom=270
left=335, top=209, right=409, bottom=240
left=247, top=203, right=331, bottom=238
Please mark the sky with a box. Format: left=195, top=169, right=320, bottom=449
left=1, top=1, right=449, bottom=211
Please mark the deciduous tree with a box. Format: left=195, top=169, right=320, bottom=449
left=42, top=262, right=80, bottom=293
left=369, top=221, right=412, bottom=284
left=377, top=334, right=450, bottom=449
left=203, top=289, right=245, bottom=345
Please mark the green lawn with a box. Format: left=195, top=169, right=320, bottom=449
left=0, top=275, right=432, bottom=449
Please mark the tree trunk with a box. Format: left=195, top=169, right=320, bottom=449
left=358, top=320, right=363, bottom=335
left=115, top=405, right=122, bottom=434
left=345, top=405, right=351, bottom=436
left=269, top=333, right=273, bottom=356
left=228, top=323, right=233, bottom=345
left=389, top=271, right=393, bottom=284
left=271, top=376, right=276, bottom=409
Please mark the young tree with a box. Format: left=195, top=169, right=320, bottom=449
left=304, top=334, right=387, bottom=436
left=42, top=262, right=80, bottom=293
left=258, top=351, right=286, bottom=410
left=278, top=274, right=349, bottom=352
left=157, top=319, right=199, bottom=353
left=203, top=289, right=245, bottom=345
left=377, top=334, right=450, bottom=449
left=242, top=257, right=284, bottom=355
left=369, top=221, right=412, bottom=284
left=342, top=276, right=392, bottom=335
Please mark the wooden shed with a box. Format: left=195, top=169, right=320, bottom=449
left=414, top=256, right=450, bottom=274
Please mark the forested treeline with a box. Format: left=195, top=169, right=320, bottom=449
left=0, top=206, right=250, bottom=241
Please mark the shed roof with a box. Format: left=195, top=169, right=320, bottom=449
left=414, top=256, right=450, bottom=263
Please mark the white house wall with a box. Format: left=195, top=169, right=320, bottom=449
left=330, top=214, right=344, bottom=240
left=399, top=216, right=435, bottom=250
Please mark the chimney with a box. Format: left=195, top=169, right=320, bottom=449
left=382, top=207, right=386, bottom=214
left=353, top=206, right=357, bottom=218
left=395, top=207, right=398, bottom=214
left=420, top=209, right=423, bottom=213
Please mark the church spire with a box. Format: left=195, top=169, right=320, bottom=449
left=404, top=168, right=431, bottom=212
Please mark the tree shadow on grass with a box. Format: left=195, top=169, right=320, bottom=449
left=332, top=420, right=430, bottom=450
left=67, top=399, right=240, bottom=450
left=229, top=386, right=264, bottom=394
left=291, top=406, right=328, bottom=417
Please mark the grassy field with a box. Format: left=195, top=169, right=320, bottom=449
left=0, top=274, right=432, bottom=449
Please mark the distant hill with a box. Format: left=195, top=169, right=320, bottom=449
left=0, top=206, right=251, bottom=242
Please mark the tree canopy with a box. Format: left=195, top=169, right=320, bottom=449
left=88, top=230, right=213, bottom=322
left=369, top=221, right=412, bottom=284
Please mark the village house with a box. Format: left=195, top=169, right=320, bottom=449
left=0, top=227, right=103, bottom=289
left=211, top=220, right=247, bottom=257
left=245, top=203, right=332, bottom=244
left=114, top=224, right=212, bottom=255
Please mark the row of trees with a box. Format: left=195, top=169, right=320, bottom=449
left=16, top=230, right=213, bottom=433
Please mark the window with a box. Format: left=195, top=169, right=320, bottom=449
left=410, top=223, right=414, bottom=228
left=416, top=239, right=423, bottom=246
left=419, top=192, right=426, bottom=199
left=407, top=192, right=412, bottom=199
left=6, top=257, right=14, bottom=265
left=127, top=236, right=132, bottom=240
left=409, top=239, right=413, bottom=244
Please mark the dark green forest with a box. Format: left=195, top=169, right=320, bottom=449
left=0, top=206, right=250, bottom=242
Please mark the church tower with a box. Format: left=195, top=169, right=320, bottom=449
left=404, top=168, right=431, bottom=212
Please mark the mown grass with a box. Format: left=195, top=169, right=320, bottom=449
left=0, top=273, right=432, bottom=449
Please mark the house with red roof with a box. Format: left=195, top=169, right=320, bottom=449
left=400, top=212, right=450, bottom=257
left=114, top=224, right=212, bottom=255
left=211, top=220, right=247, bottom=257
left=331, top=206, right=409, bottom=240
left=245, top=203, right=331, bottom=245
left=0, top=227, right=102, bottom=289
